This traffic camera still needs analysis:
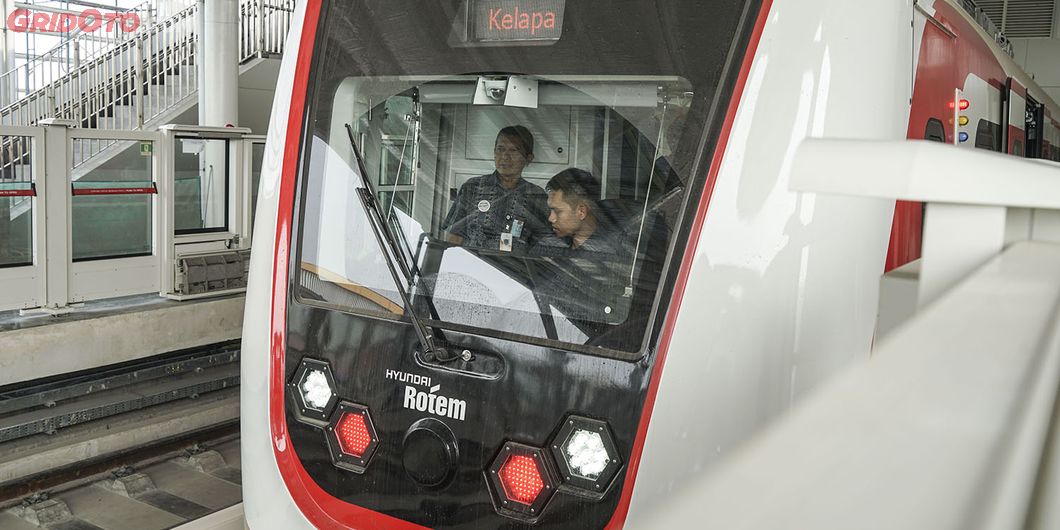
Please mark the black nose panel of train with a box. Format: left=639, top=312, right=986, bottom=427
left=402, top=418, right=459, bottom=489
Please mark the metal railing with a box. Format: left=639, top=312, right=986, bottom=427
left=240, top=0, right=296, bottom=62
left=0, top=0, right=291, bottom=132
left=0, top=0, right=292, bottom=176
left=0, top=4, right=197, bottom=133
left=0, top=1, right=154, bottom=108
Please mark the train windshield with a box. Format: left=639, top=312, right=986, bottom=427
left=296, top=0, right=735, bottom=357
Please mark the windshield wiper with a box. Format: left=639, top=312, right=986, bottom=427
left=345, top=124, right=462, bottom=362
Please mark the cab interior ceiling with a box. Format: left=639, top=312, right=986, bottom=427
left=345, top=76, right=692, bottom=108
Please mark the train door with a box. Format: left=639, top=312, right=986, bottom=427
left=1046, top=111, right=1059, bottom=161
left=1005, top=79, right=1027, bottom=156
left=1026, top=95, right=1045, bottom=159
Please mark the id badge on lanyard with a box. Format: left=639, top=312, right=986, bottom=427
left=501, top=213, right=525, bottom=252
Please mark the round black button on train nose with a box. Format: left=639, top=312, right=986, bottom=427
left=402, top=418, right=458, bottom=489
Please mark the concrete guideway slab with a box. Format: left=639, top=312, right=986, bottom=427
left=172, top=503, right=244, bottom=530
left=148, top=461, right=241, bottom=510
left=60, top=486, right=184, bottom=530
left=1, top=437, right=243, bottom=530
left=0, top=295, right=243, bottom=386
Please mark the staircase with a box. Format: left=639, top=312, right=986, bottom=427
left=0, top=0, right=293, bottom=243
left=0, top=0, right=293, bottom=166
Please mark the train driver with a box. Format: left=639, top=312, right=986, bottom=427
left=533, top=167, right=631, bottom=329
left=441, top=125, right=550, bottom=253
left=544, top=168, right=622, bottom=257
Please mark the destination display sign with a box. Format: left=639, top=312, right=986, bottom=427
left=470, top=0, right=566, bottom=43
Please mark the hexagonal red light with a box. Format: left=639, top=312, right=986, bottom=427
left=499, top=455, right=545, bottom=505
left=485, top=441, right=557, bottom=521
left=325, top=402, right=379, bottom=473
left=336, top=411, right=372, bottom=457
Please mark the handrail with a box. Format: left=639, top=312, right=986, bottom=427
left=0, top=1, right=154, bottom=105
left=634, top=138, right=1060, bottom=529
left=0, top=0, right=293, bottom=129
left=792, top=138, right=1060, bottom=304
left=636, top=242, right=1060, bottom=529
left=0, top=4, right=198, bottom=126
left=239, top=0, right=296, bottom=62
left=0, top=0, right=292, bottom=176
left=790, top=139, right=1060, bottom=209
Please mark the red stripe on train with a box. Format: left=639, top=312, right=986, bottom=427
left=604, top=0, right=776, bottom=526
left=266, top=1, right=428, bottom=528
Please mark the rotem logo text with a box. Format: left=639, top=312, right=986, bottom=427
left=403, top=385, right=467, bottom=421
left=8, top=9, right=141, bottom=34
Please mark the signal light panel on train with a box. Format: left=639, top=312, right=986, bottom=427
left=951, top=89, right=972, bottom=144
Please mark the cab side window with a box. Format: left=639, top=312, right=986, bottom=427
left=924, top=118, right=945, bottom=142
left=974, top=119, right=1002, bottom=151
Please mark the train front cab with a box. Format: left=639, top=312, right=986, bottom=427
left=258, top=0, right=767, bottom=528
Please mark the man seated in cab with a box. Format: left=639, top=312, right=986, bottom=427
left=441, top=125, right=549, bottom=254
left=534, top=167, right=629, bottom=327
left=544, top=168, right=622, bottom=257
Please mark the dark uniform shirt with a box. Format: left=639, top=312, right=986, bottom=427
left=441, top=172, right=549, bottom=253
left=530, top=220, right=631, bottom=325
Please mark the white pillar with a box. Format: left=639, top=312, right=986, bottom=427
left=201, top=0, right=238, bottom=230
left=196, top=0, right=206, bottom=125
left=0, top=0, right=17, bottom=107
left=202, top=0, right=239, bottom=127
left=40, top=119, right=76, bottom=310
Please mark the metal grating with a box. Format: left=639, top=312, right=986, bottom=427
left=974, top=0, right=1055, bottom=38
left=175, top=249, right=251, bottom=295
left=1004, top=0, right=1055, bottom=37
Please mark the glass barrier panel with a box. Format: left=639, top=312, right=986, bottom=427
left=0, top=135, right=34, bottom=268
left=175, top=137, right=230, bottom=233
left=70, top=139, right=154, bottom=261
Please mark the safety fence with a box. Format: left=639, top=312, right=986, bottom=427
left=0, top=123, right=265, bottom=313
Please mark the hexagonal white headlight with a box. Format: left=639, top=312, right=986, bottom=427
left=564, top=429, right=609, bottom=480
left=301, top=369, right=333, bottom=411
